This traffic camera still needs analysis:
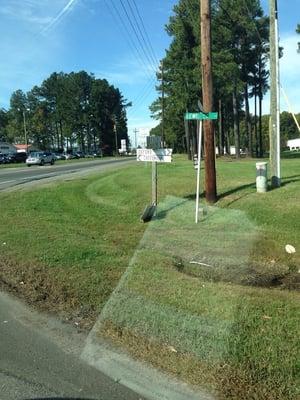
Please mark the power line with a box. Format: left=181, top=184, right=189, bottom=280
left=129, top=76, right=157, bottom=109
left=127, top=76, right=157, bottom=117
left=118, top=0, right=157, bottom=73
left=104, top=0, right=154, bottom=81
left=129, top=0, right=160, bottom=66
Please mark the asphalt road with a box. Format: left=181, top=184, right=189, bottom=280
left=0, top=291, right=144, bottom=400
left=0, top=158, right=134, bottom=191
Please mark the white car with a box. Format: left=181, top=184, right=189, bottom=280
left=26, top=152, right=55, bottom=167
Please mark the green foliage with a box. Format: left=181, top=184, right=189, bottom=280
left=151, top=0, right=269, bottom=157
left=5, top=71, right=129, bottom=154
left=0, top=108, right=9, bottom=141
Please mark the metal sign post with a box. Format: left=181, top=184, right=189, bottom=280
left=185, top=111, right=218, bottom=223
left=152, top=161, right=158, bottom=208
left=137, top=136, right=173, bottom=222
left=195, top=120, right=203, bottom=224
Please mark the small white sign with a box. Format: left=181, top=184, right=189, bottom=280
left=121, top=139, right=127, bottom=150
left=137, top=148, right=173, bottom=163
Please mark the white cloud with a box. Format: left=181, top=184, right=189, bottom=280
left=0, top=0, right=81, bottom=107
left=0, top=1, right=67, bottom=30
left=40, top=0, right=79, bottom=34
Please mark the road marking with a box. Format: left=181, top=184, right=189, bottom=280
left=20, top=173, right=56, bottom=180
left=0, top=180, right=15, bottom=185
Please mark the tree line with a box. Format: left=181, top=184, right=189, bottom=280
left=0, top=71, right=129, bottom=155
left=150, top=0, right=299, bottom=158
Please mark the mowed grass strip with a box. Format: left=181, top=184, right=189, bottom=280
left=98, top=193, right=299, bottom=400
left=0, top=160, right=194, bottom=326
left=0, top=156, right=299, bottom=398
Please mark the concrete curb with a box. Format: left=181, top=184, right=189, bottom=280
left=82, top=320, right=215, bottom=400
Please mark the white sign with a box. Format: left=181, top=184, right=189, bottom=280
left=121, top=139, right=126, bottom=150
left=137, top=148, right=173, bottom=163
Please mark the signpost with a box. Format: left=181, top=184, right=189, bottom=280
left=137, top=136, right=173, bottom=222
left=185, top=112, right=218, bottom=223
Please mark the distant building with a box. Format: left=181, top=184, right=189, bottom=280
left=0, top=142, right=16, bottom=155
left=14, top=144, right=39, bottom=153
left=287, top=138, right=300, bottom=151
left=215, top=146, right=242, bottom=156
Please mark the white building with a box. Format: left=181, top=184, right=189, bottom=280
left=0, top=142, right=16, bottom=155
left=287, top=138, right=300, bottom=151
left=215, top=146, right=242, bottom=156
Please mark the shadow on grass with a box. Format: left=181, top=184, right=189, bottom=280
left=155, top=198, right=188, bottom=220
left=185, top=174, right=300, bottom=203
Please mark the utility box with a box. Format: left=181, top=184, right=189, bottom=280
left=256, top=162, right=268, bottom=193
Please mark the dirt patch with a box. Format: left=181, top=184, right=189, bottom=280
left=173, top=257, right=300, bottom=291
left=0, top=256, right=97, bottom=330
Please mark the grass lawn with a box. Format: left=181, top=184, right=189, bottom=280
left=0, top=156, right=299, bottom=399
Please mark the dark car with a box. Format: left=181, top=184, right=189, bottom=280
left=9, top=152, right=27, bottom=163
left=0, top=154, right=8, bottom=164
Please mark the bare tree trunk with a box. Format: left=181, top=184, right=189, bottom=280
left=55, top=121, right=60, bottom=149
left=191, top=123, right=197, bottom=157
left=258, top=58, right=263, bottom=157
left=259, top=94, right=263, bottom=157
left=185, top=114, right=192, bottom=160
left=233, top=85, right=240, bottom=158
left=254, top=87, right=259, bottom=157
left=244, top=83, right=252, bottom=157
left=218, top=99, right=224, bottom=156
left=58, top=120, right=64, bottom=150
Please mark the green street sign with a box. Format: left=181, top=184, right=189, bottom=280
left=185, top=112, right=218, bottom=120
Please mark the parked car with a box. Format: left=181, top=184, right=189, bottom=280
left=54, top=152, right=66, bottom=160
left=6, top=152, right=27, bottom=163
left=92, top=151, right=103, bottom=158
left=26, top=152, right=55, bottom=166
left=65, top=153, right=75, bottom=160
left=74, top=151, right=85, bottom=158
left=0, top=154, right=9, bottom=164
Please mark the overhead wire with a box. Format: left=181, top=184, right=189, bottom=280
left=105, top=0, right=163, bottom=123
left=127, top=76, right=157, bottom=117
left=118, top=0, right=158, bottom=73
left=104, top=0, right=154, bottom=81
left=128, top=0, right=160, bottom=66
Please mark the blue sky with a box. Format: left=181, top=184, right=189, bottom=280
left=0, top=0, right=299, bottom=145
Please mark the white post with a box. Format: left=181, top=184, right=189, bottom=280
left=195, top=120, right=203, bottom=224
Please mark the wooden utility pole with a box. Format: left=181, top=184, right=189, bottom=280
left=200, top=0, right=217, bottom=203
left=269, top=0, right=281, bottom=187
